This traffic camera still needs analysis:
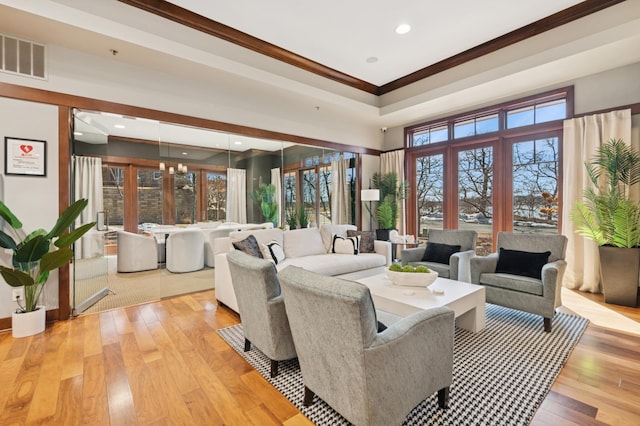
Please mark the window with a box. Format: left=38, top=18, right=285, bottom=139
left=412, top=123, right=448, bottom=146
left=206, top=172, right=226, bottom=221
left=175, top=171, right=197, bottom=224
left=512, top=137, right=559, bottom=233
left=415, top=153, right=444, bottom=235
left=406, top=87, right=570, bottom=251
left=137, top=168, right=163, bottom=226
left=507, top=99, right=566, bottom=129
left=103, top=165, right=124, bottom=229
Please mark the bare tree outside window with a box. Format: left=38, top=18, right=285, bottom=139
left=512, top=138, right=559, bottom=233
left=207, top=173, right=226, bottom=221
left=416, top=154, right=444, bottom=235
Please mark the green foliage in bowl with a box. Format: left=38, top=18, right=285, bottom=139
left=388, top=263, right=432, bottom=273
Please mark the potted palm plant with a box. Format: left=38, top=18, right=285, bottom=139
left=571, top=138, right=640, bottom=307
left=0, top=199, right=95, bottom=337
left=372, top=172, right=408, bottom=241
left=250, top=183, right=279, bottom=227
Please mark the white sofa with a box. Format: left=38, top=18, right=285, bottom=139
left=203, top=222, right=274, bottom=267
left=214, top=224, right=391, bottom=312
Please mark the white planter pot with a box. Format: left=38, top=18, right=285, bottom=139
left=12, top=306, right=46, bottom=338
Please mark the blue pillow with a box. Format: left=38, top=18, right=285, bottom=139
left=495, top=248, right=551, bottom=279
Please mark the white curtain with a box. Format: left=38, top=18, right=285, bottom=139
left=73, top=156, right=104, bottom=259
left=561, top=109, right=632, bottom=293
left=271, top=167, right=282, bottom=227
left=226, top=168, right=247, bottom=224
left=331, top=157, right=350, bottom=224
left=380, top=150, right=406, bottom=234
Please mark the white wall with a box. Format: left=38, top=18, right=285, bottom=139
left=0, top=98, right=59, bottom=318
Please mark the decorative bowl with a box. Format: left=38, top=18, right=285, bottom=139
left=385, top=269, right=438, bottom=287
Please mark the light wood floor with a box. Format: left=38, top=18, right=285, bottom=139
left=0, top=289, right=638, bottom=425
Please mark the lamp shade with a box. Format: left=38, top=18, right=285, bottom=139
left=361, top=189, right=380, bottom=202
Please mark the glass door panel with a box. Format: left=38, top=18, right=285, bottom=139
left=458, top=146, right=493, bottom=255
left=512, top=137, right=559, bottom=234
left=416, top=153, right=445, bottom=238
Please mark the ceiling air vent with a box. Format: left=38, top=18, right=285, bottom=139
left=1, top=34, right=46, bottom=79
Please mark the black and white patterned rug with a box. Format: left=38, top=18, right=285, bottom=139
left=217, top=304, right=588, bottom=425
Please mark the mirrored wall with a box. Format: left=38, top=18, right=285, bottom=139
left=70, top=108, right=359, bottom=314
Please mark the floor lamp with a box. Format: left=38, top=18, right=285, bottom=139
left=360, top=189, right=380, bottom=231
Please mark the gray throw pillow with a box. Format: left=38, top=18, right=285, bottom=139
left=347, top=230, right=375, bottom=253
left=232, top=234, right=263, bottom=258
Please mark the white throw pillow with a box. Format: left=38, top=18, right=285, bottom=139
left=332, top=234, right=359, bottom=255
left=261, top=240, right=286, bottom=264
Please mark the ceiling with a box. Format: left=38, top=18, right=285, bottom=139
left=0, top=0, right=639, bottom=139
left=165, top=0, right=585, bottom=87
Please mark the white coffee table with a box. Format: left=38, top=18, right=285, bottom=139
left=356, top=274, right=486, bottom=332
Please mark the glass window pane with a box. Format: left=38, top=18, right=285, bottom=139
left=507, top=106, right=534, bottom=129
left=512, top=138, right=559, bottom=234
left=284, top=171, right=297, bottom=227
left=431, top=125, right=448, bottom=143
left=476, top=113, right=499, bottom=134
left=535, top=99, right=566, bottom=123
left=302, top=169, right=316, bottom=226
left=175, top=172, right=197, bottom=224
left=103, top=165, right=124, bottom=230
left=454, top=119, right=475, bottom=139
left=318, top=165, right=331, bottom=225
left=206, top=172, right=226, bottom=221
left=137, top=168, right=163, bottom=227
left=413, top=130, right=430, bottom=146
left=458, top=147, right=493, bottom=255
left=416, top=154, right=444, bottom=237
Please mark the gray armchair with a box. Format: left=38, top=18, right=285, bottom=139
left=278, top=265, right=454, bottom=426
left=226, top=250, right=296, bottom=377
left=402, top=229, right=477, bottom=282
left=470, top=232, right=568, bottom=332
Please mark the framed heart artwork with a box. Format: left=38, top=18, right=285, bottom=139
left=4, top=137, right=47, bottom=176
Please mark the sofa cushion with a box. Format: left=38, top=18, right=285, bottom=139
left=320, top=224, right=357, bottom=252
left=480, top=272, right=544, bottom=296
left=261, top=240, right=286, bottom=264
left=347, top=230, right=375, bottom=253
left=283, top=228, right=326, bottom=258
left=277, top=253, right=386, bottom=276
left=421, top=242, right=461, bottom=264
left=332, top=234, right=359, bottom=255
left=495, top=248, right=551, bottom=279
left=232, top=235, right=263, bottom=258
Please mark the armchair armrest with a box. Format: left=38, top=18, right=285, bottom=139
left=470, top=253, right=499, bottom=284
left=364, top=307, right=454, bottom=399
left=450, top=249, right=475, bottom=282
left=374, top=240, right=392, bottom=266
left=542, top=259, right=567, bottom=309
left=400, top=247, right=425, bottom=265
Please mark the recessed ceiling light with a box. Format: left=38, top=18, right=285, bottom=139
left=366, top=57, right=378, bottom=63
left=182, top=152, right=188, bottom=155
left=114, top=124, right=125, bottom=129
left=395, top=23, right=411, bottom=35
left=234, top=141, right=242, bottom=145
left=73, top=131, right=83, bottom=136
